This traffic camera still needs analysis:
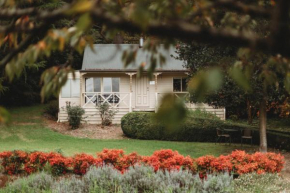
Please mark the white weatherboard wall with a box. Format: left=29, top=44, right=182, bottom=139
left=58, top=71, right=81, bottom=122
left=58, top=72, right=226, bottom=124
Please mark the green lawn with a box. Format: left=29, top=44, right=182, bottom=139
left=0, top=105, right=256, bottom=157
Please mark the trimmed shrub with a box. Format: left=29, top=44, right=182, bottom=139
left=0, top=150, right=28, bottom=175
left=46, top=152, right=72, bottom=176
left=24, top=151, right=49, bottom=174
left=43, top=100, right=59, bottom=120
left=121, top=111, right=290, bottom=151
left=66, top=102, right=85, bottom=130
left=96, top=103, right=117, bottom=126
left=121, top=112, right=251, bottom=142
left=72, top=153, right=96, bottom=175
left=121, top=112, right=163, bottom=139
left=0, top=149, right=285, bottom=176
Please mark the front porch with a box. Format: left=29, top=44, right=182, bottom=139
left=81, top=91, right=192, bottom=112
left=58, top=71, right=226, bottom=124
left=80, top=91, right=226, bottom=122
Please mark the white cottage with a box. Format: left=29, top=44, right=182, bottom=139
left=58, top=44, right=225, bottom=124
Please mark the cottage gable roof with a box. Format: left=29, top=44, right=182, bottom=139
left=81, top=44, right=187, bottom=72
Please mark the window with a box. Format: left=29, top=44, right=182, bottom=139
left=85, top=77, right=120, bottom=104
left=103, top=78, right=112, bottom=92
left=61, top=79, right=80, bottom=98
left=173, top=78, right=187, bottom=92
left=85, top=77, right=119, bottom=92
left=112, top=78, right=120, bottom=92
left=85, top=78, right=101, bottom=92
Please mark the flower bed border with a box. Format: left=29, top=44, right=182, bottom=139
left=0, top=149, right=284, bottom=176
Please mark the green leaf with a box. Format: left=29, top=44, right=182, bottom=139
left=229, top=62, right=252, bottom=92
left=154, top=93, right=187, bottom=131
left=0, top=106, right=11, bottom=124
left=285, top=73, right=290, bottom=93
left=76, top=13, right=92, bottom=32
left=188, top=68, right=223, bottom=101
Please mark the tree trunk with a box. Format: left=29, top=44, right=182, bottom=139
left=259, top=96, right=267, bottom=152
left=247, top=98, right=252, bottom=124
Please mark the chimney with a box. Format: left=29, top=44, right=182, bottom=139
left=139, top=37, right=144, bottom=48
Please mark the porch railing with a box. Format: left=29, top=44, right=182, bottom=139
left=82, top=92, right=132, bottom=111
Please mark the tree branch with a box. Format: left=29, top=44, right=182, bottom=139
left=0, top=33, right=35, bottom=67
left=214, top=0, right=272, bottom=18
left=0, top=8, right=38, bottom=19
left=0, top=5, right=73, bottom=66
left=188, top=0, right=271, bottom=21
left=90, top=9, right=273, bottom=55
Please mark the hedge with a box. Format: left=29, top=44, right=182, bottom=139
left=0, top=149, right=284, bottom=176
left=121, top=112, right=290, bottom=151
left=121, top=112, right=252, bottom=142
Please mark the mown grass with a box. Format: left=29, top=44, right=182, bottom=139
left=0, top=105, right=257, bottom=157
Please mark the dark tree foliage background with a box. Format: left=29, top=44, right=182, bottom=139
left=177, top=42, right=289, bottom=121
left=0, top=0, right=139, bottom=106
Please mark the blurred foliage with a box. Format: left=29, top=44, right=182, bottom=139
left=154, top=93, right=187, bottom=131
left=0, top=106, right=10, bottom=124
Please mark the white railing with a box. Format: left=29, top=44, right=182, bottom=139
left=82, top=92, right=131, bottom=110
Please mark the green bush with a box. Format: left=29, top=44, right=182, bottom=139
left=121, top=111, right=251, bottom=142
left=121, top=112, right=163, bottom=140
left=43, top=100, right=59, bottom=120
left=96, top=103, right=117, bottom=126
left=228, top=173, right=290, bottom=193
left=0, top=172, right=53, bottom=193
left=66, top=102, right=85, bottom=130
left=1, top=166, right=234, bottom=193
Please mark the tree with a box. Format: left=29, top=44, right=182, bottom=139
left=0, top=0, right=289, bottom=152
left=177, top=43, right=289, bottom=123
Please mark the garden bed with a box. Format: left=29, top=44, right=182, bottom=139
left=0, top=149, right=287, bottom=193
left=0, top=149, right=284, bottom=176
left=45, top=119, right=126, bottom=139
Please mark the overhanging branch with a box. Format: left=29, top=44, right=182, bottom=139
left=90, top=9, right=273, bottom=56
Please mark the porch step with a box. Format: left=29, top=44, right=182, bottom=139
left=58, top=108, right=129, bottom=124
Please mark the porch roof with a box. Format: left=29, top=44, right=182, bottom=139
left=81, top=44, right=187, bottom=72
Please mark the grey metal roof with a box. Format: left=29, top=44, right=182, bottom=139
left=81, top=44, right=187, bottom=72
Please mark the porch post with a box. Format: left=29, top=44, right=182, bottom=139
left=129, top=93, right=132, bottom=112
left=126, top=73, right=136, bottom=112
left=153, top=73, right=162, bottom=112
left=80, top=72, right=84, bottom=107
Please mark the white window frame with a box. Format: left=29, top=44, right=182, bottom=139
left=85, top=77, right=120, bottom=93
left=172, top=77, right=187, bottom=92
left=61, top=79, right=80, bottom=98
